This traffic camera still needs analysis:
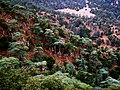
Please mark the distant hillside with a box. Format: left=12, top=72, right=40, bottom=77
left=88, top=0, right=120, bottom=18
left=6, top=0, right=86, bottom=10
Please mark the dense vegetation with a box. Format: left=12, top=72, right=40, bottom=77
left=6, top=0, right=86, bottom=10
left=0, top=0, right=120, bottom=90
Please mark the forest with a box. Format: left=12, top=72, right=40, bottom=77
left=0, top=0, right=120, bottom=90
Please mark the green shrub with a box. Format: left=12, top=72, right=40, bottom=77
left=30, top=48, right=47, bottom=62
left=9, top=19, right=18, bottom=24
left=0, top=57, right=19, bottom=67
left=109, top=67, right=120, bottom=79
left=40, top=76, right=64, bottom=90
left=0, top=56, right=39, bottom=90
left=75, top=71, right=94, bottom=86
left=0, top=66, right=38, bottom=90
left=35, top=42, right=43, bottom=47
left=100, top=77, right=120, bottom=87
left=23, top=71, right=94, bottom=90
left=23, top=74, right=64, bottom=90
left=64, top=85, right=81, bottom=90
left=102, top=85, right=120, bottom=90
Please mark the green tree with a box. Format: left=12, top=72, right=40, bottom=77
left=32, top=23, right=43, bottom=40
left=30, top=47, right=46, bottom=62
left=8, top=41, right=29, bottom=60
left=37, top=17, right=51, bottom=30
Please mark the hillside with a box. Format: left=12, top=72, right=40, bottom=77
left=0, top=0, right=120, bottom=90
left=12, top=0, right=120, bottom=50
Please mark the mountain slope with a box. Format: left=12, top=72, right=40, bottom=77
left=0, top=0, right=120, bottom=89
